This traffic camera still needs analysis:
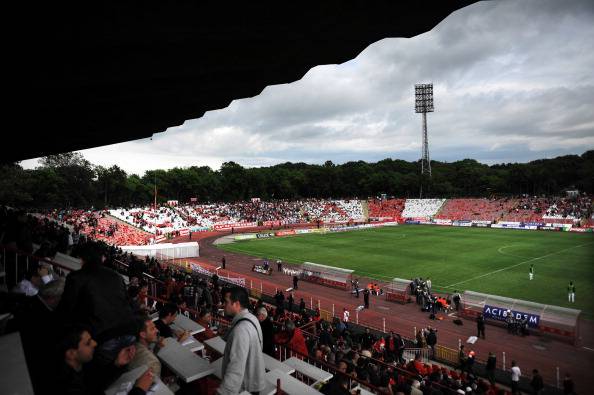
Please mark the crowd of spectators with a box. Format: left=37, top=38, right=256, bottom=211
left=368, top=199, right=406, bottom=221
left=543, top=195, right=592, bottom=221
left=434, top=199, right=517, bottom=222
left=108, top=199, right=366, bottom=235
left=0, top=206, right=575, bottom=395
left=498, top=194, right=593, bottom=224
left=43, top=209, right=153, bottom=246
left=37, top=195, right=594, bottom=250
left=402, top=199, right=446, bottom=219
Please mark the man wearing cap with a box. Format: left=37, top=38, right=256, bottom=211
left=86, top=334, right=153, bottom=394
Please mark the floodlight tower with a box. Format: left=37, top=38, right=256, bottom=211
left=415, top=83, right=434, bottom=178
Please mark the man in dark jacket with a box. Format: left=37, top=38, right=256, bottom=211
left=426, top=328, right=437, bottom=357
left=18, top=279, right=65, bottom=395
left=58, top=243, right=134, bottom=341
left=360, top=327, right=375, bottom=350
left=256, top=306, right=275, bottom=356
left=287, top=292, right=294, bottom=313
left=531, top=369, right=544, bottom=395
left=486, top=351, right=497, bottom=385
left=56, top=326, right=97, bottom=395
left=477, top=313, right=486, bottom=339
left=363, top=288, right=370, bottom=308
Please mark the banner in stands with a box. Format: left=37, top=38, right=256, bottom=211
left=483, top=305, right=540, bottom=328
left=524, top=222, right=545, bottom=227
left=275, top=230, right=296, bottom=236
left=569, top=227, right=592, bottom=233
left=329, top=225, right=358, bottom=232
left=323, top=220, right=350, bottom=225
left=234, top=234, right=257, bottom=240
left=189, top=226, right=209, bottom=232
left=491, top=223, right=537, bottom=230
left=497, top=221, right=521, bottom=226
left=452, top=220, right=472, bottom=227
left=213, top=222, right=257, bottom=231
left=309, top=228, right=327, bottom=234
left=547, top=223, right=573, bottom=231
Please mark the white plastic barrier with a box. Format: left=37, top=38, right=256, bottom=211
left=120, top=242, right=199, bottom=259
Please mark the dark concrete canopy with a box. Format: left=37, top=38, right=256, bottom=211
left=7, top=1, right=477, bottom=164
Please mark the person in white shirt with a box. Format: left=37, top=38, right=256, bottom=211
left=510, top=360, right=522, bottom=395
left=12, top=265, right=53, bottom=296
left=343, top=308, right=350, bottom=325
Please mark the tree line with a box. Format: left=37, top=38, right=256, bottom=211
left=1, top=150, right=592, bottom=209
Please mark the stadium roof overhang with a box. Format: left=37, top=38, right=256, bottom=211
left=5, top=1, right=478, bottom=164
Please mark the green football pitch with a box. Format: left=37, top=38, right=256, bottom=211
left=217, top=225, right=594, bottom=318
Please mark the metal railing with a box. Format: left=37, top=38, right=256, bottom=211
left=275, top=343, right=387, bottom=394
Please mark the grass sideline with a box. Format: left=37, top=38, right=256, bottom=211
left=217, top=225, right=594, bottom=319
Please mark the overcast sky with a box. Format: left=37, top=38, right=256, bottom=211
left=22, top=0, right=594, bottom=175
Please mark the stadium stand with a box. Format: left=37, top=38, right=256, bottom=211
left=401, top=199, right=446, bottom=219
left=2, top=205, right=547, bottom=395
left=368, top=198, right=406, bottom=221
left=435, top=198, right=517, bottom=222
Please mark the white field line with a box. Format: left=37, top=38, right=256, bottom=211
left=497, top=245, right=531, bottom=259
left=445, top=242, right=594, bottom=288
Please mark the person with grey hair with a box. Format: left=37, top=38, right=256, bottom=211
left=38, top=277, right=66, bottom=310
left=256, top=306, right=275, bottom=356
